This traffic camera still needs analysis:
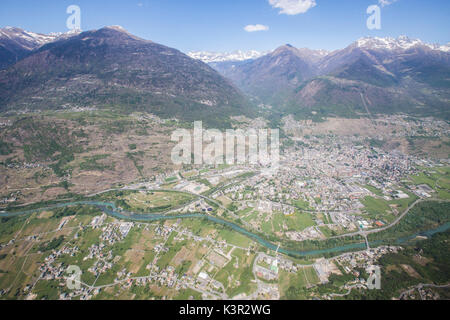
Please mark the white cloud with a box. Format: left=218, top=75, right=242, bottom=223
left=268, top=0, right=317, bottom=15
left=244, top=24, right=270, bottom=32
left=378, top=0, right=399, bottom=7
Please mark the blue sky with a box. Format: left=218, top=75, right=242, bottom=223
left=1, top=0, right=449, bottom=52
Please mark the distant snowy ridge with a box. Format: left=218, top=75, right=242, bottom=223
left=0, top=27, right=81, bottom=49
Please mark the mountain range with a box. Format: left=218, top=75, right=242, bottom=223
left=207, top=36, right=450, bottom=119
left=0, top=26, right=251, bottom=126
left=0, top=26, right=449, bottom=122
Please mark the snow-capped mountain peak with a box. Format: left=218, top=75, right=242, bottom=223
left=187, top=50, right=269, bottom=63
left=356, top=36, right=449, bottom=52
left=0, top=27, right=81, bottom=50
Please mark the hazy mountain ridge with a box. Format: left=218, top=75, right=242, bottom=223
left=187, top=50, right=270, bottom=63
left=210, top=36, right=450, bottom=119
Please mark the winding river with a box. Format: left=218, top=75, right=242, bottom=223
left=1, top=200, right=449, bottom=258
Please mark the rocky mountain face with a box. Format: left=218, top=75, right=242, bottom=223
left=211, top=37, right=450, bottom=119
left=211, top=45, right=328, bottom=104
left=0, top=26, right=251, bottom=125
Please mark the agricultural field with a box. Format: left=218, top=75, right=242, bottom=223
left=361, top=190, right=419, bottom=223
left=119, top=191, right=196, bottom=213
left=409, top=166, right=450, bottom=200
